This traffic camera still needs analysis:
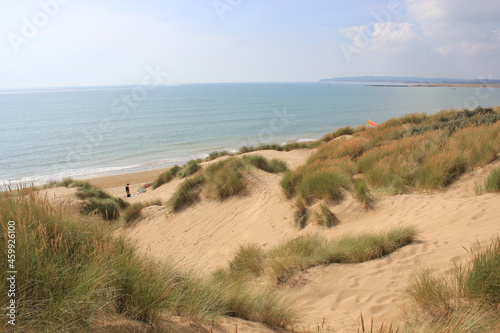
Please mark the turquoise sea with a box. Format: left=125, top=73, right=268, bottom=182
left=1, top=82, right=500, bottom=186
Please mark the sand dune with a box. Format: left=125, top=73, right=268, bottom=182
left=45, top=149, right=499, bottom=332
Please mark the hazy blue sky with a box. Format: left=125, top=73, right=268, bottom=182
left=1, top=0, right=499, bottom=88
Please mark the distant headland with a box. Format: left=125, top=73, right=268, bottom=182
left=319, top=76, right=500, bottom=87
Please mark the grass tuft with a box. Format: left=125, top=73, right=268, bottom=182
left=177, top=160, right=200, bottom=178
left=80, top=198, right=121, bottom=220
left=229, top=244, right=264, bottom=276
left=242, top=154, right=288, bottom=173
left=152, top=165, right=181, bottom=189
left=405, top=238, right=500, bottom=332
left=168, top=174, right=206, bottom=212
left=122, top=199, right=162, bottom=225
left=353, top=178, right=371, bottom=209
left=296, top=171, right=349, bottom=204
left=205, top=150, right=233, bottom=161
left=314, top=203, right=340, bottom=228
left=293, top=197, right=309, bottom=229
left=484, top=167, right=500, bottom=193
left=204, top=158, right=246, bottom=200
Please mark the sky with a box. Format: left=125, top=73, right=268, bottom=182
left=0, top=0, right=499, bottom=88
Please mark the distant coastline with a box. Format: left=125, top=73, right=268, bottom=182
left=321, top=75, right=500, bottom=88
left=367, top=83, right=500, bottom=88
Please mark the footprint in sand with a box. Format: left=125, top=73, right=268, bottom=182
left=349, top=278, right=360, bottom=288
left=368, top=304, right=386, bottom=314
left=375, top=295, right=392, bottom=303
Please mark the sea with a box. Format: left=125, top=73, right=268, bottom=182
left=1, top=82, right=500, bottom=186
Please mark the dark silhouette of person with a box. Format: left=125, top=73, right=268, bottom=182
left=125, top=183, right=131, bottom=197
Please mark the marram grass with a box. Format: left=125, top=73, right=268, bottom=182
left=404, top=238, right=499, bottom=332
left=219, top=226, right=417, bottom=285
left=0, top=188, right=299, bottom=331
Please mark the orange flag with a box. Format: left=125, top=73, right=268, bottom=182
left=367, top=119, right=378, bottom=126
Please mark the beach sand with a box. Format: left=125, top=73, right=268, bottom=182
left=42, top=148, right=500, bottom=332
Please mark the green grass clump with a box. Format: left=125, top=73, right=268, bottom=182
left=122, top=199, right=162, bottom=225
left=152, top=165, right=181, bottom=189
left=217, top=283, right=297, bottom=328
left=153, top=161, right=200, bottom=189
left=177, top=160, right=200, bottom=178
left=168, top=174, right=206, bottom=212
left=484, top=167, right=500, bottom=193
left=296, top=171, right=349, bottom=204
left=353, top=178, right=371, bottom=209
left=462, top=239, right=500, bottom=305
left=76, top=185, right=112, bottom=200
left=269, top=234, right=324, bottom=283
left=280, top=170, right=299, bottom=199
left=229, top=244, right=264, bottom=276
left=314, top=203, right=340, bottom=228
left=242, top=154, right=288, bottom=173
left=321, top=126, right=355, bottom=142
left=74, top=184, right=128, bottom=220
left=205, top=150, right=233, bottom=161
left=204, top=158, right=246, bottom=200
left=42, top=177, right=89, bottom=189
left=404, top=238, right=500, bottom=332
left=80, top=198, right=121, bottom=220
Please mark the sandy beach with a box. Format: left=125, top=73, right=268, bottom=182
left=40, top=143, right=500, bottom=332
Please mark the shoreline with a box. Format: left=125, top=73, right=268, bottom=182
left=3, top=137, right=322, bottom=189
left=83, top=167, right=171, bottom=189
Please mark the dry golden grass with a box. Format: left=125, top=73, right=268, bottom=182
left=282, top=107, right=500, bottom=209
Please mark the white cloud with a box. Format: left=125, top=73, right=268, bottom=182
left=340, top=22, right=418, bottom=51
left=405, top=0, right=500, bottom=57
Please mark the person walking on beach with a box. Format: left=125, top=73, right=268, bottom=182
left=125, top=183, right=131, bottom=198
